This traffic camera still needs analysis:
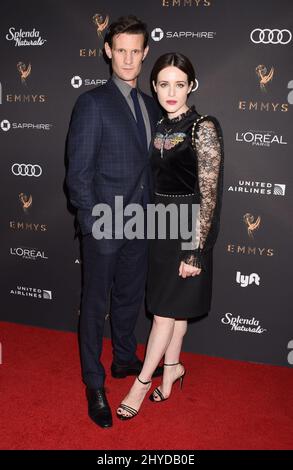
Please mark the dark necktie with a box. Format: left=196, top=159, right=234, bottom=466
left=130, top=87, right=148, bottom=151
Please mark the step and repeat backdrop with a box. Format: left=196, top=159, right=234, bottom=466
left=1, top=0, right=292, bottom=367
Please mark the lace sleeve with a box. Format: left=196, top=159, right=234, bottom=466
left=181, top=117, right=224, bottom=270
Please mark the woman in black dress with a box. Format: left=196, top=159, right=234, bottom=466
left=117, top=53, right=224, bottom=420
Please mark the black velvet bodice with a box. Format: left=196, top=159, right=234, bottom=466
left=150, top=106, right=202, bottom=196
left=149, top=105, right=224, bottom=269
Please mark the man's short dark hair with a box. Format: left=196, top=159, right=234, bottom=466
left=104, top=15, right=149, bottom=49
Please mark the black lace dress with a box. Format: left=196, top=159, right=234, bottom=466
left=146, top=106, right=224, bottom=318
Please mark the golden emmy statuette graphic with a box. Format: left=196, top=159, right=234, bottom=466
left=255, top=65, right=274, bottom=92
left=92, top=13, right=109, bottom=56
left=19, top=193, right=32, bottom=212
left=243, top=213, right=261, bottom=238
left=17, top=62, right=32, bottom=85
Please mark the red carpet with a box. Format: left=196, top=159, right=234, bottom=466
left=0, top=321, right=292, bottom=450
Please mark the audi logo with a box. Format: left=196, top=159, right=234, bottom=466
left=250, top=28, right=292, bottom=44
left=11, top=163, right=43, bottom=177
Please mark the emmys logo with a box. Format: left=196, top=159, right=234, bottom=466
left=243, top=213, right=261, bottom=238
left=227, top=213, right=274, bottom=256
left=92, top=13, right=109, bottom=35
left=19, top=193, right=32, bottom=213
left=10, top=221, right=47, bottom=232
left=0, top=67, right=47, bottom=104
left=238, top=68, right=288, bottom=112
left=17, top=61, right=31, bottom=85
left=255, top=64, right=274, bottom=92
left=80, top=13, right=109, bottom=58
left=236, top=271, right=260, bottom=287
left=6, top=94, right=46, bottom=104
left=226, top=212, right=274, bottom=258
left=92, top=13, right=109, bottom=57
left=1, top=80, right=46, bottom=104
left=238, top=101, right=288, bottom=112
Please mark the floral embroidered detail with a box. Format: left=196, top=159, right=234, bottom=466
left=154, top=132, right=186, bottom=157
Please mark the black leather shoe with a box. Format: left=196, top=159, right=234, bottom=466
left=111, top=359, right=163, bottom=379
left=86, top=387, right=113, bottom=428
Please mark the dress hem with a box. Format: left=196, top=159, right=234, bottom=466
left=147, top=306, right=210, bottom=319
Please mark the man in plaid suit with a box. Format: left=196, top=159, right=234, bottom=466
left=66, top=16, right=161, bottom=428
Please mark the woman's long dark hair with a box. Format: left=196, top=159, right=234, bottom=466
left=151, top=52, right=195, bottom=85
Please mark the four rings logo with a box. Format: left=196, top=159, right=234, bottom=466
left=250, top=29, right=292, bottom=44
left=12, top=163, right=42, bottom=177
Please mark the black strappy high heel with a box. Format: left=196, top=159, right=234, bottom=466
left=149, top=362, right=186, bottom=402
left=116, top=376, right=152, bottom=420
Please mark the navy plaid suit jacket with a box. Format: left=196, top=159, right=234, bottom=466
left=66, top=78, right=160, bottom=246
